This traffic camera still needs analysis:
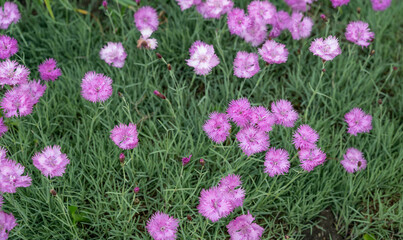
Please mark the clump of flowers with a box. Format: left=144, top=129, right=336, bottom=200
left=236, top=126, right=270, bottom=156
left=0, top=118, right=8, bottom=137
left=0, top=2, right=21, bottom=30
left=227, top=8, right=250, bottom=36
left=0, top=211, right=17, bottom=240
left=32, top=145, right=70, bottom=178
left=186, top=41, right=220, bottom=75
left=247, top=0, right=276, bottom=25
left=110, top=123, right=139, bottom=149
left=271, top=99, right=299, bottom=127
left=269, top=11, right=290, bottom=38
left=196, top=0, right=233, bottom=19
left=340, top=148, right=367, bottom=173
left=203, top=112, right=231, bottom=143
left=370, top=0, right=391, bottom=11
left=264, top=148, right=290, bottom=177
left=134, top=6, right=159, bottom=33
left=227, top=211, right=264, bottom=240
left=293, top=124, right=319, bottom=150
left=233, top=51, right=260, bottom=78
left=146, top=212, right=179, bottom=240
left=344, top=108, right=372, bottom=136
left=0, top=148, right=32, bottom=193
left=288, top=12, right=313, bottom=40
left=258, top=40, right=289, bottom=64
left=0, top=35, right=18, bottom=59
left=81, top=71, right=113, bottom=103
left=345, top=21, right=375, bottom=47
left=38, top=58, right=62, bottom=81
left=298, top=147, right=326, bottom=172
left=176, top=0, right=201, bottom=11
left=330, top=0, right=350, bottom=8
left=0, top=59, right=30, bottom=86
left=309, top=36, right=341, bottom=61
left=100, top=42, right=127, bottom=68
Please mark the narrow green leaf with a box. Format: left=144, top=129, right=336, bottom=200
left=44, top=0, right=55, bottom=20
left=363, top=234, right=376, bottom=240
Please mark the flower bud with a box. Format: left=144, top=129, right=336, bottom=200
left=200, top=158, right=205, bottom=166
left=153, top=90, right=166, bottom=99
left=134, top=187, right=140, bottom=193
left=119, top=153, right=125, bottom=164
left=102, top=1, right=108, bottom=9
left=50, top=189, right=57, bottom=196
left=156, top=53, right=162, bottom=59
left=167, top=64, right=172, bottom=71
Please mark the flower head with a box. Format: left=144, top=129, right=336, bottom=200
left=330, top=0, right=350, bottom=8
left=38, top=58, right=62, bottom=81
left=340, top=148, right=367, bottom=173
left=269, top=11, right=290, bottom=38
left=371, top=0, right=391, bottom=11
left=226, top=212, right=264, bottom=240
left=176, top=0, right=201, bottom=11
left=203, top=112, right=231, bottom=143
left=0, top=118, right=8, bottom=137
left=309, top=36, right=341, bottom=61
left=271, top=99, right=299, bottom=127
left=264, top=148, right=290, bottom=177
left=146, top=212, right=179, bottom=240
left=0, top=59, right=29, bottom=86
left=241, top=17, right=267, bottom=47
left=81, top=71, right=113, bottom=103
left=218, top=174, right=245, bottom=209
left=134, top=6, right=159, bottom=33
left=1, top=87, right=36, bottom=117
left=99, top=42, right=127, bottom=68
left=236, top=126, right=269, bottom=156
left=0, top=2, right=21, bottom=30
left=345, top=21, right=375, bottom=47
left=182, top=155, right=192, bottom=166
left=227, top=98, right=251, bottom=127
left=293, top=124, right=319, bottom=150
left=288, top=12, right=313, bottom=40
left=0, top=35, right=18, bottom=59
left=344, top=108, right=372, bottom=136
left=227, top=8, right=251, bottom=36
left=248, top=106, right=276, bottom=132
left=0, top=211, right=17, bottom=240
left=186, top=41, right=220, bottom=75
left=233, top=51, right=260, bottom=79
left=298, top=147, right=326, bottom=172
left=32, top=145, right=70, bottom=178
left=0, top=152, right=32, bottom=193
left=247, top=0, right=276, bottom=24
left=16, top=80, right=47, bottom=104
left=0, top=195, right=2, bottom=208
left=196, top=0, right=233, bottom=19
left=258, top=40, right=289, bottom=64
left=284, top=0, right=315, bottom=12
left=197, top=186, right=233, bottom=222
left=110, top=123, right=139, bottom=150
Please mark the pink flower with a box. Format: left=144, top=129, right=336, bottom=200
left=134, top=6, right=159, bottom=33
left=0, top=35, right=18, bottom=59
left=371, top=0, right=391, bottom=11
left=176, top=0, right=201, bottom=11
left=197, top=186, right=232, bottom=222
left=0, top=150, right=32, bottom=193
left=100, top=42, right=127, bottom=68
left=269, top=11, right=290, bottom=38
left=236, top=126, right=269, bottom=156
left=271, top=99, right=299, bottom=127
left=309, top=36, right=341, bottom=61
left=226, top=212, right=264, bottom=240
left=288, top=12, right=313, bottom=40
left=0, top=2, right=20, bottom=30
left=227, top=98, right=251, bottom=127
left=340, top=148, right=367, bottom=173
left=182, top=154, right=192, bottom=166
left=81, top=71, right=113, bottom=103
left=218, top=174, right=245, bottom=209
left=146, top=212, right=179, bottom=240
left=1, top=87, right=35, bottom=117
left=298, top=147, right=326, bottom=172
left=264, top=147, right=290, bottom=177
left=0, top=118, right=8, bottom=137
left=186, top=41, right=220, bottom=75
left=38, top=58, right=62, bottom=81
left=110, top=123, right=139, bottom=149
left=247, top=0, right=276, bottom=24
left=241, top=17, right=267, bottom=47
left=32, top=145, right=70, bottom=178
left=330, top=0, right=350, bottom=8
left=0, top=195, right=2, bottom=208
left=258, top=39, right=289, bottom=64
left=233, top=51, right=260, bottom=79
left=0, top=59, right=29, bottom=86
left=134, top=186, right=140, bottom=193
left=16, top=80, right=47, bottom=104
left=345, top=21, right=375, bottom=47
left=0, top=211, right=17, bottom=240
left=249, top=106, right=276, bottom=132
left=293, top=124, right=319, bottom=150
left=284, top=0, right=316, bottom=12
left=227, top=8, right=251, bottom=36
left=196, top=0, right=233, bottom=19
left=153, top=90, right=166, bottom=99
left=344, top=108, right=372, bottom=136
left=203, top=112, right=231, bottom=143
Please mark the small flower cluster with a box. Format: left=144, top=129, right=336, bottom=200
left=0, top=2, right=20, bottom=30
left=134, top=6, right=159, bottom=49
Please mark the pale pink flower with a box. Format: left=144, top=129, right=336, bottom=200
left=186, top=41, right=220, bottom=75
left=0, top=59, right=29, bottom=86
left=264, top=148, right=290, bottom=177
left=227, top=98, right=251, bottom=127
left=176, top=0, right=201, bottom=11
left=241, top=17, right=267, bottom=47
left=233, top=51, right=260, bottom=78
left=196, top=0, right=233, bottom=19
left=146, top=212, right=179, bottom=240
left=288, top=12, right=313, bottom=40
left=298, top=147, right=326, bottom=172
left=227, top=8, right=251, bottom=36
left=218, top=174, right=245, bottom=209
left=269, top=11, right=290, bottom=38
left=330, top=0, right=350, bottom=8
left=0, top=211, right=17, bottom=240
left=0, top=118, right=8, bottom=137
left=371, top=0, right=391, bottom=11
left=16, top=80, right=47, bottom=104
left=1, top=87, right=35, bottom=117
left=38, top=58, right=62, bottom=81
left=236, top=126, right=269, bottom=156
left=197, top=186, right=232, bottom=222
left=226, top=212, right=264, bottom=240
left=81, top=71, right=113, bottom=103
left=0, top=2, right=21, bottom=30
left=32, top=145, right=70, bottom=178
left=0, top=35, right=18, bottom=59
left=0, top=151, right=32, bottom=193
left=203, top=112, right=231, bottom=143
left=284, top=0, right=316, bottom=12
left=110, top=123, right=139, bottom=149
left=271, top=99, right=299, bottom=127
left=248, top=106, right=276, bottom=132
left=100, top=42, right=127, bottom=68
left=345, top=21, right=375, bottom=47
left=247, top=0, right=276, bottom=24
left=258, top=39, right=289, bottom=64
left=134, top=6, right=159, bottom=32
left=309, top=36, right=341, bottom=61
left=344, top=108, right=372, bottom=136
left=340, top=148, right=367, bottom=173
left=293, top=124, right=319, bottom=150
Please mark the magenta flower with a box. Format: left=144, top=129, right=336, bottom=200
left=38, top=58, right=62, bottom=81
left=0, top=150, right=32, bottom=193
left=293, top=124, right=319, bottom=150
left=146, top=212, right=179, bottom=240
left=81, top=71, right=113, bottom=103
left=258, top=39, right=289, bottom=64
left=226, top=212, right=264, bottom=240
left=0, top=2, right=20, bottom=30
left=196, top=0, right=233, bottom=19
left=134, top=6, right=159, bottom=33
left=309, top=36, right=341, bottom=61
left=344, top=108, right=372, bottom=136
left=186, top=41, right=220, bottom=75
left=241, top=17, right=267, bottom=47
left=233, top=51, right=260, bottom=79
left=1, top=87, right=36, bottom=117
left=249, top=106, right=276, bottom=132
left=0, top=59, right=29, bottom=86
left=203, top=112, right=231, bottom=143
left=264, top=148, right=290, bottom=177
left=247, top=0, right=276, bottom=25
left=100, top=42, right=127, bottom=68
left=134, top=186, right=140, bottom=193
left=330, top=0, right=350, bottom=8
left=236, top=126, right=269, bottom=156
left=227, top=8, right=250, bottom=36
left=110, top=123, right=139, bottom=150
left=0, top=118, right=8, bottom=137
left=371, top=0, right=391, bottom=11
left=32, top=145, right=70, bottom=178
left=218, top=174, right=245, bottom=209
left=0, top=35, right=18, bottom=59
left=288, top=12, right=313, bottom=40
left=16, top=80, right=47, bottom=104
left=197, top=186, right=232, bottom=222
left=176, top=0, right=201, bottom=11
left=269, top=11, right=290, bottom=38
left=271, top=99, right=299, bottom=127
left=345, top=21, right=375, bottom=48
left=0, top=211, right=17, bottom=240
left=298, top=147, right=326, bottom=172
left=284, top=0, right=316, bottom=12
left=341, top=148, right=367, bottom=173
left=227, top=98, right=251, bottom=127
left=182, top=154, right=192, bottom=166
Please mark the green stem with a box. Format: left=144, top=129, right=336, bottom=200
left=304, top=61, right=326, bottom=122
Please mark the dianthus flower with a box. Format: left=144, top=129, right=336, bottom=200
left=0, top=59, right=29, bottom=86
left=110, top=123, right=139, bottom=149
left=344, top=108, right=372, bottom=136
left=134, top=6, right=159, bottom=33
left=0, top=195, right=3, bottom=208
left=0, top=2, right=20, bottom=30
left=0, top=211, right=17, bottom=240
left=227, top=98, right=251, bottom=127
left=0, top=118, right=8, bottom=137
left=146, top=212, right=179, bottom=240
left=226, top=212, right=264, bottom=240
left=293, top=124, right=319, bottom=150
left=271, top=99, right=299, bottom=127
left=100, top=42, right=127, bottom=68
left=137, top=36, right=158, bottom=50
left=233, top=51, right=260, bottom=78
left=176, top=0, right=201, bottom=11
left=370, top=0, right=391, bottom=11
left=269, top=11, right=290, bottom=38
left=218, top=174, right=245, bottom=209
left=330, top=0, right=350, bottom=8
left=298, top=147, right=326, bottom=172
left=203, top=112, right=231, bottom=143
left=288, top=12, right=313, bottom=40
left=0, top=152, right=32, bottom=193
left=81, top=71, right=113, bottom=103
left=309, top=36, right=341, bottom=61
left=236, top=126, right=269, bottom=156
left=38, top=58, right=61, bottom=81
left=32, top=145, right=70, bottom=178
left=264, top=148, right=290, bottom=177
left=196, top=0, right=233, bottom=19
left=182, top=154, right=192, bottom=166
left=1, top=87, right=36, bottom=117
left=345, top=21, right=375, bottom=47
left=0, top=35, right=18, bottom=59
left=186, top=41, right=220, bottom=75
left=197, top=186, right=233, bottom=222
left=247, top=0, right=276, bottom=25
left=284, top=0, right=316, bottom=12
left=227, top=8, right=251, bottom=36
left=258, top=40, right=289, bottom=64
left=249, top=106, right=276, bottom=132
left=16, top=80, right=47, bottom=104
left=340, top=148, right=367, bottom=173
left=241, top=17, right=267, bottom=47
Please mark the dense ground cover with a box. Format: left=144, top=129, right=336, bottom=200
left=0, top=0, right=402, bottom=239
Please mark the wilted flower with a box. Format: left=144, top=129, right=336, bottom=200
left=345, top=21, right=375, bottom=47
left=226, top=211, right=264, bottom=240
left=271, top=99, right=299, bottom=127
left=81, top=71, right=113, bottom=103
left=146, top=212, right=179, bottom=240
left=309, top=36, right=341, bottom=61
left=0, top=35, right=18, bottom=59
left=233, top=51, right=260, bottom=78
left=134, top=187, right=140, bottom=193
left=38, top=58, right=62, bottom=81
left=186, top=41, right=220, bottom=75
left=258, top=40, right=289, bottom=64
left=100, top=42, right=127, bottom=68
left=264, top=148, right=290, bottom=177
left=110, top=123, right=139, bottom=149
left=340, top=148, right=367, bottom=173
left=32, top=145, right=70, bottom=178
left=153, top=90, right=166, bottom=99
left=344, top=108, right=372, bottom=136
left=203, top=112, right=231, bottom=143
